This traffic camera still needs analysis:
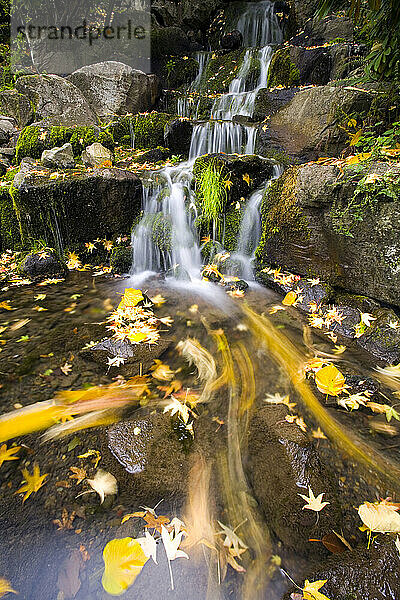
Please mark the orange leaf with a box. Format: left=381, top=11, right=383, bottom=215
left=315, top=365, right=346, bottom=396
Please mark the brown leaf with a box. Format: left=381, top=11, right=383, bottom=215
left=144, top=512, right=170, bottom=533
left=321, top=532, right=348, bottom=554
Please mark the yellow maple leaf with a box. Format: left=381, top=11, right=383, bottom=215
left=282, top=291, right=297, bottom=306
left=315, top=364, right=346, bottom=396
left=119, top=288, right=144, bottom=309
left=303, top=579, right=331, bottom=600
left=242, top=173, right=251, bottom=185
left=15, top=463, right=48, bottom=502
left=102, top=538, right=149, bottom=596
left=0, top=577, right=17, bottom=597
left=0, top=444, right=21, bottom=468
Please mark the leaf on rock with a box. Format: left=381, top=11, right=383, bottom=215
left=0, top=577, right=17, bottom=597
left=282, top=291, right=297, bottom=306
left=302, top=579, right=331, bottom=600
left=150, top=359, right=175, bottom=381
left=358, top=500, right=400, bottom=533
left=315, top=365, right=346, bottom=396
left=298, top=487, right=329, bottom=512
left=102, top=538, right=149, bottom=596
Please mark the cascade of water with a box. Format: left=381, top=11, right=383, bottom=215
left=177, top=51, right=212, bottom=119
left=227, top=164, right=282, bottom=280
left=131, top=0, right=282, bottom=283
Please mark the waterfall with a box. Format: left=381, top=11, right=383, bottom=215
left=228, top=164, right=283, bottom=280
left=177, top=51, right=212, bottom=119
left=131, top=0, right=282, bottom=283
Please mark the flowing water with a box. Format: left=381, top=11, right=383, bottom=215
left=131, top=0, right=282, bottom=282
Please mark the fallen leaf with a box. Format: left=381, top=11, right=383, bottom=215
left=358, top=500, right=400, bottom=533
left=0, top=577, right=17, bottom=597
left=315, top=365, right=346, bottom=396
left=282, top=291, right=297, bottom=306
left=86, top=470, right=117, bottom=503
left=0, top=444, right=21, bottom=468
left=15, top=463, right=48, bottom=502
left=298, top=487, right=330, bottom=512
left=302, top=579, right=331, bottom=600
left=102, top=538, right=148, bottom=596
left=69, top=466, right=87, bottom=485
left=150, top=359, right=174, bottom=381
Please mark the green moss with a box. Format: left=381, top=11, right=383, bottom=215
left=0, top=186, right=21, bottom=249
left=109, top=113, right=177, bottom=149
left=151, top=212, right=172, bottom=252
left=223, top=204, right=242, bottom=252
left=164, top=57, right=199, bottom=90
left=110, top=246, right=132, bottom=274
left=256, top=166, right=309, bottom=268
left=267, top=48, right=300, bottom=88
left=15, top=125, right=115, bottom=163
left=200, top=49, right=247, bottom=95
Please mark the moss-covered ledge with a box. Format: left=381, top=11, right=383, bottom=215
left=108, top=112, right=180, bottom=149
left=15, top=125, right=115, bottom=163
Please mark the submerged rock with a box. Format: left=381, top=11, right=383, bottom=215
left=19, top=251, right=67, bottom=281
left=247, top=405, right=342, bottom=555
left=41, top=143, right=75, bottom=169
left=106, top=413, right=188, bottom=502
left=284, top=536, right=400, bottom=600
left=15, top=74, right=97, bottom=126
left=81, top=337, right=171, bottom=377
left=68, top=61, right=158, bottom=118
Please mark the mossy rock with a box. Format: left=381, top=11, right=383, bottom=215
left=223, top=203, right=243, bottom=252
left=256, top=166, right=309, bottom=270
left=15, top=125, right=115, bottom=163
left=108, top=112, right=179, bottom=149
left=110, top=246, right=133, bottom=274
left=163, top=56, right=199, bottom=90
left=0, top=186, right=21, bottom=250
left=200, top=49, right=247, bottom=95
left=267, top=47, right=300, bottom=88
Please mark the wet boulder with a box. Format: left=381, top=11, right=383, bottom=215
left=105, top=413, right=188, bottom=503
left=68, top=61, right=159, bottom=119
left=247, top=405, right=342, bottom=555
left=13, top=166, right=142, bottom=252
left=15, top=74, right=97, bottom=126
left=164, top=118, right=193, bottom=156
left=255, top=162, right=400, bottom=308
left=19, top=250, right=67, bottom=281
left=0, top=118, right=16, bottom=146
left=81, top=142, right=113, bottom=167
left=220, top=30, right=243, bottom=51
left=0, top=89, right=34, bottom=127
left=291, top=14, right=355, bottom=46
left=283, top=536, right=400, bottom=600
left=253, top=87, right=298, bottom=122
left=41, top=143, right=75, bottom=169
left=81, top=337, right=171, bottom=377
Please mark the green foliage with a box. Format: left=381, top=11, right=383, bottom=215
left=15, top=125, right=115, bottom=163
left=194, top=158, right=229, bottom=238
left=331, top=168, right=400, bottom=236
left=353, top=120, right=400, bottom=154
left=108, top=113, right=176, bottom=149
left=317, top=0, right=400, bottom=80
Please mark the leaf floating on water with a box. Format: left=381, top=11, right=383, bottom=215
left=0, top=444, right=21, bottom=468
left=86, top=470, right=117, bottom=503
left=102, top=538, right=149, bottom=596
left=358, top=500, right=400, bottom=533
left=15, top=463, right=48, bottom=502
left=161, top=525, right=189, bottom=590
left=302, top=579, right=331, bottom=600
left=298, top=487, right=330, bottom=512
left=150, top=359, right=175, bottom=381
left=136, top=531, right=158, bottom=564
left=315, top=365, right=346, bottom=397
left=0, top=577, right=17, bottom=597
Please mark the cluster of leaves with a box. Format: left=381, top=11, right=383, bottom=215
left=106, top=288, right=172, bottom=346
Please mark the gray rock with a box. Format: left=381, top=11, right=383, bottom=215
left=256, top=161, right=400, bottom=308
left=0, top=119, right=16, bottom=145
left=81, top=142, right=113, bottom=167
left=106, top=413, right=188, bottom=502
left=68, top=61, right=158, bottom=119
left=19, top=251, right=67, bottom=281
left=283, top=536, right=400, bottom=600
left=247, top=405, right=342, bottom=555
left=15, top=74, right=97, bottom=126
left=291, top=14, right=355, bottom=46
left=14, top=167, right=142, bottom=252
left=81, top=336, right=171, bottom=377
left=260, top=84, right=377, bottom=159
left=41, top=143, right=75, bottom=169
left=0, top=89, right=34, bottom=127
